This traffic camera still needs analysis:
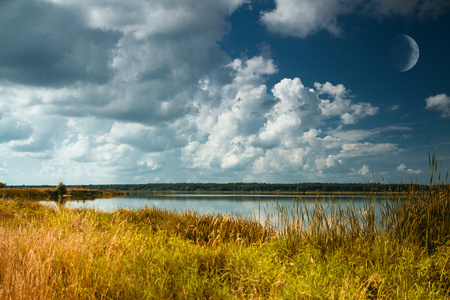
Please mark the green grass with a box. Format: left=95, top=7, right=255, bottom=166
left=0, top=154, right=449, bottom=298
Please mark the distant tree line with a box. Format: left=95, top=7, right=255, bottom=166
left=82, top=182, right=424, bottom=193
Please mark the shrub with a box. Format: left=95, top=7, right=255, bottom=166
left=55, top=182, right=67, bottom=203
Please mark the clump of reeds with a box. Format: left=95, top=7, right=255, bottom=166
left=270, top=148, right=450, bottom=298
left=379, top=149, right=450, bottom=253
left=110, top=206, right=275, bottom=246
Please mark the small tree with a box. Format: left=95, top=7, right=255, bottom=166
left=0, top=182, right=5, bottom=189
left=55, top=182, right=67, bottom=203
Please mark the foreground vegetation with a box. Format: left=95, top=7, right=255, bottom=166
left=0, top=155, right=448, bottom=299
left=0, top=184, right=448, bottom=299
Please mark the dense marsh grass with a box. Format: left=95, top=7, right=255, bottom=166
left=0, top=155, right=449, bottom=298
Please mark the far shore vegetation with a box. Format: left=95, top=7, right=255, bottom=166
left=6, top=182, right=427, bottom=195
left=0, top=152, right=448, bottom=298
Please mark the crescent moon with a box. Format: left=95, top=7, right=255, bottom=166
left=389, top=34, right=420, bottom=72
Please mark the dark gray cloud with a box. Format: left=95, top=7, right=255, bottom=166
left=0, top=0, right=121, bottom=87
left=7, top=0, right=238, bottom=126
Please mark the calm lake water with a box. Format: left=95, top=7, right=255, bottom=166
left=41, top=193, right=387, bottom=226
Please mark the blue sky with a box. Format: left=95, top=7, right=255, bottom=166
left=0, top=0, right=449, bottom=185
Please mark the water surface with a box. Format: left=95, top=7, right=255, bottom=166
left=41, top=193, right=385, bottom=225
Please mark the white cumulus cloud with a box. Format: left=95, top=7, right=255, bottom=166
left=358, top=165, right=370, bottom=176
left=425, top=93, right=450, bottom=117
left=316, top=82, right=379, bottom=124
left=260, top=0, right=347, bottom=38
left=179, top=55, right=390, bottom=183
left=397, top=164, right=422, bottom=174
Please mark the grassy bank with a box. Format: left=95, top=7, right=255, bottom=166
left=0, top=179, right=449, bottom=299
left=0, top=187, right=127, bottom=201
